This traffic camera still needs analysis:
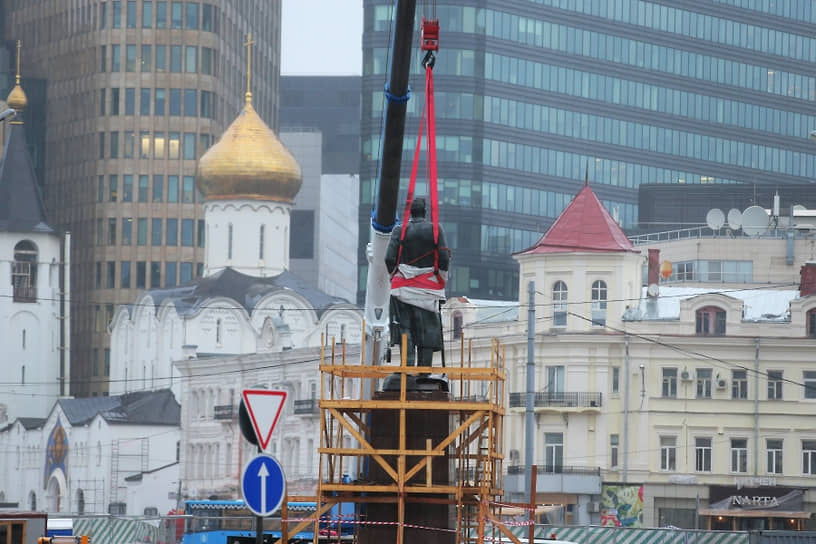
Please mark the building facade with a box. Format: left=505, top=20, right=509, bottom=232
left=360, top=0, right=816, bottom=303
left=444, top=183, right=816, bottom=529
left=0, top=389, right=180, bottom=516
left=2, top=0, right=282, bottom=396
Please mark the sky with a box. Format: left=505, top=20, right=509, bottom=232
left=281, top=0, right=363, bottom=76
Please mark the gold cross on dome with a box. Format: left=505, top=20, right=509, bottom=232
left=244, top=33, right=255, bottom=103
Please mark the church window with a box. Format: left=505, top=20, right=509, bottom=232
left=807, top=308, right=816, bottom=338
left=22, top=329, right=26, bottom=349
left=216, top=319, right=222, bottom=345
left=21, top=365, right=25, bottom=385
left=227, top=225, right=233, bottom=260
left=259, top=225, right=265, bottom=259
left=13, top=241, right=38, bottom=302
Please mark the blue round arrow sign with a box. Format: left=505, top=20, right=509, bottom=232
left=241, top=454, right=286, bottom=517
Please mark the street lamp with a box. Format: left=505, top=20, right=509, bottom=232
left=0, top=108, right=16, bottom=122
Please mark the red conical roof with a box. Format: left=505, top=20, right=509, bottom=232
left=517, top=184, right=636, bottom=255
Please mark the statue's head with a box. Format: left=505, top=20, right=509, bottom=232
left=410, top=197, right=427, bottom=218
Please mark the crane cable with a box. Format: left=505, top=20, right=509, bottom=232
left=394, top=16, right=442, bottom=284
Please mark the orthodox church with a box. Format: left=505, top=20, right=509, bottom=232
left=109, top=40, right=363, bottom=498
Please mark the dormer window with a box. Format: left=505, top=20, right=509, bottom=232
left=695, top=306, right=726, bottom=336
left=12, top=240, right=38, bottom=302
left=552, top=281, right=567, bottom=327
left=807, top=309, right=816, bottom=338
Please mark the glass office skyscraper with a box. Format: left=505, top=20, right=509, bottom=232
left=359, top=0, right=816, bottom=302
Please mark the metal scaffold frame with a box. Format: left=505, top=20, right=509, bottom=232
left=298, top=332, right=506, bottom=544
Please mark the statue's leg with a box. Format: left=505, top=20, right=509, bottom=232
left=418, top=347, right=434, bottom=367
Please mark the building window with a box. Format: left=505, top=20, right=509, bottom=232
left=171, top=1, right=183, bottom=28
left=804, top=371, right=816, bottom=400
left=612, top=366, right=619, bottom=394
left=136, top=262, right=146, bottom=288
left=610, top=434, right=619, bottom=468
left=182, top=176, right=195, bottom=202
left=695, top=437, right=712, bottom=472
left=107, top=262, right=116, bottom=288
left=126, top=0, right=136, bottom=27
left=180, top=262, right=193, bottom=283
left=696, top=306, right=726, bottom=336
left=166, top=218, right=178, bottom=246
left=197, top=220, right=205, bottom=247
left=662, top=368, right=677, bottom=398
left=803, top=440, right=816, bottom=475
left=166, top=262, right=177, bottom=287
left=155, top=45, right=167, bottom=72
left=767, top=439, right=783, bottom=474
left=660, top=436, right=676, bottom=471
left=808, top=309, right=816, bottom=338
left=591, top=280, right=607, bottom=326
left=552, top=280, right=567, bottom=327
left=122, top=175, right=133, bottom=201
left=154, top=132, right=165, bottom=158
left=180, top=221, right=193, bottom=248
left=767, top=370, right=783, bottom=400
left=151, top=218, right=162, bottom=246
left=544, top=433, right=563, bottom=473
left=183, top=132, right=196, bottom=159
left=108, top=218, right=117, bottom=245
left=169, top=89, right=181, bottom=115
left=126, top=44, right=137, bottom=71
left=696, top=369, right=712, bottom=399
left=12, top=241, right=38, bottom=302
left=185, top=2, right=199, bottom=28
left=732, top=370, right=748, bottom=399
left=184, top=90, right=197, bottom=116
left=153, top=175, right=164, bottom=202
left=110, top=131, right=119, bottom=157
left=122, top=218, right=132, bottom=245
left=731, top=438, right=748, bottom=473
left=184, top=46, right=198, bottom=73
left=142, top=1, right=153, bottom=27
left=156, top=0, right=167, bottom=27
left=170, top=45, right=182, bottom=72
left=168, top=175, right=179, bottom=202
left=111, top=44, right=121, bottom=71
left=169, top=132, right=180, bottom=159
left=150, top=262, right=161, bottom=288
left=112, top=1, right=121, bottom=27
left=137, top=218, right=148, bottom=245
left=546, top=366, right=564, bottom=394
left=121, top=261, right=131, bottom=288
left=100, top=88, right=106, bottom=115
left=228, top=224, right=233, bottom=260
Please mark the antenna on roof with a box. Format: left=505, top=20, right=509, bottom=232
left=705, top=208, right=724, bottom=232
left=726, top=208, right=743, bottom=231
left=742, top=205, right=769, bottom=236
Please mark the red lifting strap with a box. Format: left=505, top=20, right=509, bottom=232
left=395, top=44, right=442, bottom=284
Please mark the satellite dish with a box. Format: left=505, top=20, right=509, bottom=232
left=705, top=208, right=725, bottom=231
left=726, top=208, right=743, bottom=230
left=742, top=205, right=769, bottom=236
left=647, top=284, right=659, bottom=297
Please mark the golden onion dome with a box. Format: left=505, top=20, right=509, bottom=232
left=6, top=84, right=27, bottom=112
left=7, top=41, right=27, bottom=114
left=196, top=95, right=302, bottom=203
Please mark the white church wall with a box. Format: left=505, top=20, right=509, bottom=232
left=204, top=201, right=291, bottom=278
left=0, top=231, right=63, bottom=423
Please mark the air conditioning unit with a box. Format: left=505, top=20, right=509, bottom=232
left=588, top=501, right=601, bottom=513
left=680, top=370, right=692, bottom=381
left=717, top=379, right=727, bottom=389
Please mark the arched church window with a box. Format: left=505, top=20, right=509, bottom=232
left=22, top=329, right=26, bottom=349
left=227, top=224, right=233, bottom=260
left=21, top=365, right=25, bottom=385
left=13, top=240, right=38, bottom=302
left=216, top=319, right=222, bottom=345
left=259, top=225, right=265, bottom=259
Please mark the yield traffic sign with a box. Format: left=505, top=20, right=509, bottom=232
left=241, top=389, right=287, bottom=451
left=241, top=454, right=286, bottom=517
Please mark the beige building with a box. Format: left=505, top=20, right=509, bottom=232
left=2, top=1, right=281, bottom=396
left=444, top=183, right=816, bottom=529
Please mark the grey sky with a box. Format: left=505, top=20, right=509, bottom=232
left=282, top=0, right=363, bottom=76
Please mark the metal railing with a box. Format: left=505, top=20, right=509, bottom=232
left=13, top=285, right=37, bottom=302
left=508, top=392, right=602, bottom=408
left=506, top=465, right=600, bottom=476
left=294, top=398, right=319, bottom=414
left=212, top=405, right=234, bottom=420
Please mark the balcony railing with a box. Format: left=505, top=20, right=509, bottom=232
left=507, top=464, right=600, bottom=476
left=294, top=398, right=319, bottom=415
left=213, top=405, right=235, bottom=420
left=13, top=286, right=37, bottom=303
left=508, top=391, right=602, bottom=409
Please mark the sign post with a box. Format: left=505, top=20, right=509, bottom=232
left=238, top=389, right=288, bottom=544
